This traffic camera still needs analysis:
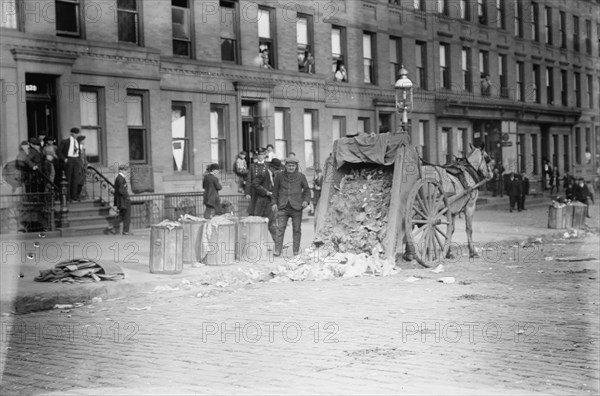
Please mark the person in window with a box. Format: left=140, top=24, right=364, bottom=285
left=334, top=60, right=347, bottom=82
left=203, top=163, right=222, bottom=220
left=300, top=50, right=314, bottom=74
left=480, top=73, right=492, bottom=96
left=260, top=48, right=273, bottom=69
left=585, top=147, right=592, bottom=164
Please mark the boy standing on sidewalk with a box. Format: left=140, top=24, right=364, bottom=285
left=105, top=164, right=132, bottom=235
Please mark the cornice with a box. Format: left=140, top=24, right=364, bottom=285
left=7, top=44, right=160, bottom=67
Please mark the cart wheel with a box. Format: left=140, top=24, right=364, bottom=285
left=404, top=178, right=454, bottom=268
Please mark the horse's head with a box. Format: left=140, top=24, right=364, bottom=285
left=467, top=143, right=493, bottom=180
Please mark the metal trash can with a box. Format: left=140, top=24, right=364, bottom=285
left=149, top=222, right=183, bottom=274
left=571, top=202, right=587, bottom=228
left=181, top=219, right=206, bottom=264
left=236, top=216, right=271, bottom=262
left=200, top=217, right=237, bottom=266
left=548, top=205, right=566, bottom=229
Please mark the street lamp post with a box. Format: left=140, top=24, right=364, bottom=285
left=394, top=65, right=413, bottom=135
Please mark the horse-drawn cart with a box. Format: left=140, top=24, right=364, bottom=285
left=314, top=133, right=491, bottom=267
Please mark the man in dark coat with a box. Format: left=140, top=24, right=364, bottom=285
left=245, top=148, right=268, bottom=215
left=253, top=158, right=283, bottom=242
left=506, top=172, right=522, bottom=212
left=271, top=157, right=311, bottom=257
left=573, top=178, right=594, bottom=218
left=202, top=163, right=222, bottom=219
left=105, top=164, right=132, bottom=235
left=58, top=127, right=83, bottom=201
left=25, top=137, right=45, bottom=192
left=518, top=171, right=530, bottom=211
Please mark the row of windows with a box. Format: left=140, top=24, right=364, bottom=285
left=392, top=0, right=598, bottom=55
left=3, top=1, right=597, bottom=86
left=445, top=44, right=599, bottom=108
left=77, top=85, right=322, bottom=170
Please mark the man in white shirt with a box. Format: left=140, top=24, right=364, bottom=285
left=58, top=127, right=83, bottom=202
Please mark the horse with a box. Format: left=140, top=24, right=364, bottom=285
left=407, top=144, right=492, bottom=261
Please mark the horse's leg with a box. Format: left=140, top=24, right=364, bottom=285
left=445, top=213, right=457, bottom=259
left=465, top=200, right=479, bottom=258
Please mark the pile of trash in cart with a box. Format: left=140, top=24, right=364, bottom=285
left=313, top=166, right=394, bottom=256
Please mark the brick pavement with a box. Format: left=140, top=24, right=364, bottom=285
left=0, top=232, right=598, bottom=394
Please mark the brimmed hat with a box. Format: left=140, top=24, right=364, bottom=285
left=285, top=157, right=299, bottom=164
left=29, top=137, right=40, bottom=146
left=256, top=147, right=267, bottom=155
left=269, top=158, right=283, bottom=169
left=70, top=127, right=80, bottom=134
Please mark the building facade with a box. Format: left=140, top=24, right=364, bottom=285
left=1, top=0, right=598, bottom=194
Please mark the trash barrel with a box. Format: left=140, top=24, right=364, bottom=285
left=200, top=217, right=237, bottom=266
left=149, top=222, right=183, bottom=274
left=236, top=216, right=271, bottom=262
left=548, top=205, right=566, bottom=229
left=571, top=202, right=587, bottom=228
left=181, top=219, right=207, bottom=264
left=563, top=204, right=573, bottom=228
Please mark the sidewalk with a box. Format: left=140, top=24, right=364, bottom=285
left=1, top=198, right=598, bottom=314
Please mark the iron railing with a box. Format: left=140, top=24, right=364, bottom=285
left=0, top=192, right=55, bottom=234
left=86, top=165, right=115, bottom=207
left=129, top=193, right=249, bottom=229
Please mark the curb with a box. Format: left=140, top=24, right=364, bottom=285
left=2, top=263, right=273, bottom=315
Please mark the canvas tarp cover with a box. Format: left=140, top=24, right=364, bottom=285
left=335, top=132, right=410, bottom=169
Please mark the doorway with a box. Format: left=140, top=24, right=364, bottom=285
left=241, top=101, right=260, bottom=158
left=25, top=74, right=58, bottom=142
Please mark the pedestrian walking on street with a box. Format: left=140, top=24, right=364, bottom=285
left=573, top=178, right=594, bottom=218
left=245, top=148, right=268, bottom=215
left=253, top=158, right=283, bottom=242
left=105, top=164, right=132, bottom=235
left=58, top=127, right=83, bottom=202
left=507, top=172, right=522, bottom=212
left=518, top=171, right=530, bottom=211
left=271, top=157, right=311, bottom=257
left=202, top=163, right=222, bottom=220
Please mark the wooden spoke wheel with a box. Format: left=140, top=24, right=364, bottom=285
left=404, top=178, right=454, bottom=267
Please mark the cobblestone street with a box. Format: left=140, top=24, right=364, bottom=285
left=1, top=234, right=598, bottom=395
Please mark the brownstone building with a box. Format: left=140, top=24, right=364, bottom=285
left=1, top=0, right=598, bottom=194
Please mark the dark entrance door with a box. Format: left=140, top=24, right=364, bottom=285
left=241, top=101, right=260, bottom=157
left=25, top=74, right=58, bottom=142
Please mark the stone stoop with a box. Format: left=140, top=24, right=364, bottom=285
left=56, top=200, right=117, bottom=237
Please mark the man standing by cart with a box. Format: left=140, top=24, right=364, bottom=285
left=271, top=157, right=311, bottom=257
left=245, top=148, right=268, bottom=215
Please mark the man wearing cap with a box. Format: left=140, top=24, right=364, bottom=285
left=105, top=164, right=132, bottom=235
left=253, top=158, right=283, bottom=241
left=58, top=127, right=83, bottom=201
left=25, top=137, right=44, bottom=192
left=271, top=157, right=311, bottom=257
left=245, top=148, right=268, bottom=215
